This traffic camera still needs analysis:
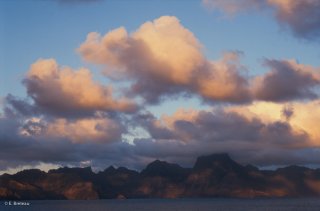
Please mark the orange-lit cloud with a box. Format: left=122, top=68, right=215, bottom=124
left=23, top=59, right=137, bottom=116
left=20, top=116, right=124, bottom=143
left=227, top=100, right=320, bottom=146
left=79, top=16, right=320, bottom=104
left=78, top=16, right=251, bottom=104
left=147, top=108, right=310, bottom=147
left=132, top=107, right=318, bottom=167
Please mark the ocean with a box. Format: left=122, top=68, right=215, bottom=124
left=1, top=198, right=320, bottom=211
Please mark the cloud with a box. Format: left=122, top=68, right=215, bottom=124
left=0, top=54, right=137, bottom=171
left=129, top=107, right=320, bottom=167
left=78, top=16, right=251, bottom=104
left=202, top=0, right=320, bottom=40
left=253, top=59, right=320, bottom=102
left=79, top=16, right=320, bottom=105
left=45, top=118, right=123, bottom=143
left=1, top=100, right=320, bottom=172
left=281, top=104, right=294, bottom=121
left=2, top=15, right=320, bottom=173
left=227, top=100, right=320, bottom=146
left=136, top=108, right=309, bottom=147
left=20, top=115, right=124, bottom=143
left=23, top=59, right=137, bottom=117
left=4, top=94, right=37, bottom=117
left=268, top=0, right=320, bottom=40
left=0, top=113, right=138, bottom=171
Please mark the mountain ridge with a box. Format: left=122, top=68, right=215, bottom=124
left=1, top=153, right=320, bottom=199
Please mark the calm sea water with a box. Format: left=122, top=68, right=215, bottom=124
left=1, top=198, right=320, bottom=211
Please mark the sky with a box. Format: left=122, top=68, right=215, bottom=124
left=0, top=0, right=320, bottom=174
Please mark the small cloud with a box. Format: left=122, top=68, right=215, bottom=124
left=282, top=104, right=294, bottom=122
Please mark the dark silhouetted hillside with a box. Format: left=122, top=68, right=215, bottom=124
left=1, top=153, right=320, bottom=199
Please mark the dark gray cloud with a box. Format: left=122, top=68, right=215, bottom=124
left=0, top=114, right=138, bottom=171
left=1, top=106, right=319, bottom=173
left=282, top=104, right=294, bottom=121
left=5, top=95, right=36, bottom=117
left=4, top=94, right=40, bottom=119
left=270, top=0, right=320, bottom=40
left=253, top=59, right=320, bottom=102
left=130, top=109, right=318, bottom=167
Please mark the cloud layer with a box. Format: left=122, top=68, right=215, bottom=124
left=203, top=0, right=320, bottom=40
left=2, top=101, right=320, bottom=172
left=131, top=107, right=319, bottom=166
left=1, top=15, right=320, bottom=173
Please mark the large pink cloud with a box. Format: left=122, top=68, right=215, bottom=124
left=78, top=16, right=251, bottom=104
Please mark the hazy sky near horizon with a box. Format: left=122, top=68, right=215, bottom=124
left=1, top=0, right=320, bottom=174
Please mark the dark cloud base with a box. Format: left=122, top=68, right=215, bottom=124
left=1, top=99, right=320, bottom=173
